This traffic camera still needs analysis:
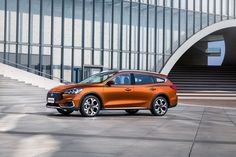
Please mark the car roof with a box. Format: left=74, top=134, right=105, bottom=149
left=101, top=70, right=167, bottom=77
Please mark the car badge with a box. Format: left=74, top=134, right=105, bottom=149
left=50, top=93, right=53, bottom=97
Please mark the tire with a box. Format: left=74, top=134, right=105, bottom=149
left=125, top=109, right=139, bottom=114
left=150, top=96, right=169, bottom=116
left=57, top=108, right=73, bottom=115
left=80, top=95, right=101, bottom=117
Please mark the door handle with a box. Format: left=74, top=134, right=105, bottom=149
left=149, top=87, right=156, bottom=91
left=125, top=88, right=132, bottom=92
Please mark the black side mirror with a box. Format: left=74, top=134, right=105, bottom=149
left=106, top=80, right=115, bottom=86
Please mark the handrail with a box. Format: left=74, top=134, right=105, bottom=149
left=0, top=57, right=70, bottom=83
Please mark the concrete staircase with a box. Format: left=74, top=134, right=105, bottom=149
left=168, top=66, right=236, bottom=105
left=0, top=74, right=47, bottom=113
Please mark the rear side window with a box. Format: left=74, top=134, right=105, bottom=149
left=133, top=73, right=154, bottom=85
left=153, top=76, right=166, bottom=83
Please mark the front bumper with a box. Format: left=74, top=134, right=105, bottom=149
left=46, top=101, right=76, bottom=110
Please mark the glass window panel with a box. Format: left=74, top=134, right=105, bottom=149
left=7, top=0, right=17, bottom=42
left=148, top=54, right=155, bottom=71
left=131, top=53, right=138, bottom=70
left=84, top=0, right=92, bottom=48
left=157, top=0, right=164, bottom=7
left=216, top=0, right=221, bottom=15
left=195, top=0, right=200, bottom=12
left=188, top=11, right=193, bottom=38
left=140, top=3, right=147, bottom=52
left=195, top=12, right=201, bottom=33
left=188, top=0, right=194, bottom=11
left=164, top=7, right=171, bottom=54
left=31, top=0, right=40, bottom=44
left=74, top=49, right=81, bottom=67
left=209, top=14, right=214, bottom=25
left=180, top=0, right=186, bottom=10
left=0, top=44, right=4, bottom=58
left=42, top=0, right=51, bottom=45
left=103, top=51, right=111, bottom=68
left=122, top=1, right=130, bottom=51
left=173, top=0, right=179, bottom=9
left=84, top=50, right=92, bottom=65
left=0, top=0, right=4, bottom=41
left=94, top=50, right=101, bottom=65
left=122, top=52, right=129, bottom=69
left=222, top=0, right=227, bottom=16
left=64, top=48, right=72, bottom=82
left=113, top=0, right=121, bottom=50
left=148, top=5, right=155, bottom=53
left=53, top=0, right=62, bottom=45
left=172, top=8, right=179, bottom=52
left=53, top=47, right=61, bottom=79
left=18, top=45, right=28, bottom=66
left=180, top=9, right=186, bottom=44
left=31, top=46, right=39, bottom=72
left=202, top=0, right=207, bottom=13
left=112, top=51, right=119, bottom=69
left=139, top=53, right=146, bottom=70
left=42, top=47, right=51, bottom=77
left=157, top=6, right=163, bottom=54
left=165, top=0, right=171, bottom=7
left=18, top=0, right=29, bottom=43
left=229, top=0, right=234, bottom=17
left=202, top=13, right=208, bottom=28
left=104, top=0, right=112, bottom=49
left=64, top=0, right=72, bottom=46
left=156, top=55, right=163, bottom=72
left=74, top=0, right=82, bottom=47
left=131, top=2, right=138, bottom=52
left=209, top=0, right=214, bottom=14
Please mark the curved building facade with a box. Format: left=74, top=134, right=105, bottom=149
left=0, top=0, right=236, bottom=82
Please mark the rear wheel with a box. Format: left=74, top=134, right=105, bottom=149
left=80, top=95, right=101, bottom=117
left=150, top=96, right=168, bottom=116
left=57, top=108, right=73, bottom=115
left=125, top=109, right=139, bottom=114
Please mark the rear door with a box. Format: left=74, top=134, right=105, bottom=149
left=131, top=73, right=157, bottom=108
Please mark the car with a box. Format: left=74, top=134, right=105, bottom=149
left=46, top=70, right=178, bottom=117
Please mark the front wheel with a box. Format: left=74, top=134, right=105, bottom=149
left=80, top=95, right=101, bottom=117
left=57, top=108, right=73, bottom=115
left=125, top=109, right=139, bottom=114
left=150, top=96, right=169, bottom=116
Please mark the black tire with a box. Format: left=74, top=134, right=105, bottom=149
left=57, top=108, right=73, bottom=115
left=80, top=95, right=101, bottom=117
left=125, top=109, right=139, bottom=114
left=150, top=96, right=169, bottom=116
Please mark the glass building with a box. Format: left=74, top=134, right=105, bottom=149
left=0, top=0, right=235, bottom=83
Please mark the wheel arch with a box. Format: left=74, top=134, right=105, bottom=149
left=78, top=92, right=104, bottom=109
left=151, top=93, right=170, bottom=108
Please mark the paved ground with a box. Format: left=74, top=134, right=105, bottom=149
left=0, top=102, right=236, bottom=157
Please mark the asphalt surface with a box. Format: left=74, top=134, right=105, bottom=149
left=0, top=75, right=236, bottom=157
left=0, top=102, right=236, bottom=157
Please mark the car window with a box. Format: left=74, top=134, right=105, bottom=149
left=133, top=73, right=154, bottom=85
left=153, top=76, right=165, bottom=83
left=111, top=73, right=131, bottom=85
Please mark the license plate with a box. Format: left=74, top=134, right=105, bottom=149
left=47, top=97, right=55, bottom=103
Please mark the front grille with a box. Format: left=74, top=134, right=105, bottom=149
left=46, top=103, right=60, bottom=107
left=47, top=92, right=63, bottom=101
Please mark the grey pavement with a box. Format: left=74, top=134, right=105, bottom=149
left=0, top=75, right=236, bottom=157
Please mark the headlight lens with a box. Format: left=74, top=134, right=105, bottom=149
left=64, top=88, right=83, bottom=94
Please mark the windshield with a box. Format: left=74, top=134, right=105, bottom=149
left=80, top=71, right=117, bottom=84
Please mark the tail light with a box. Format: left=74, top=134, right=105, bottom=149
left=170, top=85, right=177, bottom=91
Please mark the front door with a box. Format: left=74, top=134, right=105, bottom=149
left=103, top=73, right=134, bottom=109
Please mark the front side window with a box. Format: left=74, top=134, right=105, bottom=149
left=80, top=71, right=117, bottom=84
left=134, top=73, right=154, bottom=85
left=111, top=73, right=131, bottom=85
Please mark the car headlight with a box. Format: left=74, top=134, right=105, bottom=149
left=64, top=88, right=83, bottom=94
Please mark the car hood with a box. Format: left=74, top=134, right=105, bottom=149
left=49, top=83, right=103, bottom=92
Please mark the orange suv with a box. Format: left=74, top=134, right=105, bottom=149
left=46, top=70, right=177, bottom=117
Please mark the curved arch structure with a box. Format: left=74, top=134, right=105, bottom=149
left=160, top=20, right=236, bottom=75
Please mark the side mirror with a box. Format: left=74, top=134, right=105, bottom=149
left=106, top=80, right=115, bottom=86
